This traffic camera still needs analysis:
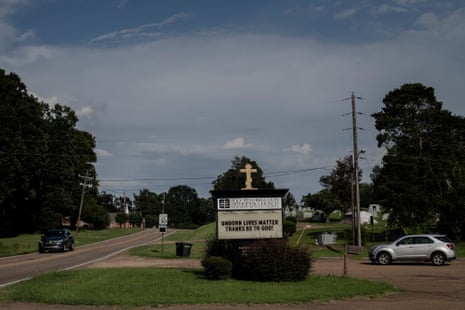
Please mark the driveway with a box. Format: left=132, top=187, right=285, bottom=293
left=2, top=254, right=464, bottom=309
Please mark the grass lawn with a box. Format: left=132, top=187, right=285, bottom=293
left=0, top=268, right=396, bottom=307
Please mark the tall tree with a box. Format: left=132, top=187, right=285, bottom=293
left=97, top=191, right=118, bottom=212
left=165, top=185, right=199, bottom=228
left=0, top=70, right=48, bottom=235
left=372, top=83, right=465, bottom=238
left=283, top=192, right=297, bottom=210
left=319, top=155, right=358, bottom=214
left=212, top=156, right=274, bottom=191
left=0, top=69, right=97, bottom=236
left=41, top=104, right=97, bottom=229
left=133, top=189, right=161, bottom=216
left=302, top=190, right=342, bottom=222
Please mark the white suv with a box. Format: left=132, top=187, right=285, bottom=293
left=369, top=234, right=456, bottom=266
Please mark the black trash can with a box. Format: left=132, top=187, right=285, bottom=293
left=175, top=242, right=192, bottom=257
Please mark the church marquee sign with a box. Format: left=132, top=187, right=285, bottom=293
left=217, top=197, right=282, bottom=210
left=211, top=188, right=288, bottom=240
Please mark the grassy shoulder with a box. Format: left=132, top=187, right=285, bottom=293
left=0, top=268, right=396, bottom=307
left=0, top=228, right=144, bottom=257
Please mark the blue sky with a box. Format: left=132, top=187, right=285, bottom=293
left=1, top=0, right=465, bottom=201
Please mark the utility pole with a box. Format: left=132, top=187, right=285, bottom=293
left=351, top=92, right=362, bottom=247
left=350, top=155, right=355, bottom=246
left=76, top=170, right=92, bottom=233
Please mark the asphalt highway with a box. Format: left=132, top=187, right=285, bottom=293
left=0, top=228, right=168, bottom=287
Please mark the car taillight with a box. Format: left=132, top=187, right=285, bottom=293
left=446, top=243, right=455, bottom=250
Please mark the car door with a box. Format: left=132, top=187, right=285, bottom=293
left=393, top=236, right=416, bottom=259
left=412, top=236, right=434, bottom=259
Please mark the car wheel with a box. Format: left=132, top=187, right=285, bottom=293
left=431, top=252, right=446, bottom=266
left=377, top=252, right=391, bottom=265
left=39, top=246, right=44, bottom=254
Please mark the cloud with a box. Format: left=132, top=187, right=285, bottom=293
left=415, top=12, right=438, bottom=29
left=76, top=106, right=93, bottom=117
left=14, top=29, right=34, bottom=41
left=285, top=144, right=312, bottom=155
left=394, top=0, right=428, bottom=5
left=2, top=5, right=464, bottom=199
left=117, top=0, right=129, bottom=9
left=0, top=0, right=30, bottom=17
left=223, top=137, right=253, bottom=150
left=376, top=4, right=408, bottom=14
left=89, top=13, right=191, bottom=44
left=95, top=148, right=112, bottom=158
left=2, top=45, right=55, bottom=66
left=334, top=8, right=358, bottom=20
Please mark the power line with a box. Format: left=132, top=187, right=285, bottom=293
left=98, top=165, right=334, bottom=183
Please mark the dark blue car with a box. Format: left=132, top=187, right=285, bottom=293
left=39, top=228, right=74, bottom=253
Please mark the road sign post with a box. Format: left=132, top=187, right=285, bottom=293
left=159, top=213, right=168, bottom=254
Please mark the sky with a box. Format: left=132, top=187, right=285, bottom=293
left=1, top=0, right=464, bottom=202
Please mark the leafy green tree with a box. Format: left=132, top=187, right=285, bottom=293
left=80, top=197, right=110, bottom=229
left=165, top=185, right=199, bottom=228
left=128, top=212, right=143, bottom=227
left=302, top=190, right=341, bottom=222
left=42, top=104, right=97, bottom=227
left=191, top=197, right=215, bottom=226
left=0, top=69, right=97, bottom=236
left=144, top=214, right=157, bottom=228
left=372, top=83, right=465, bottom=238
left=97, top=191, right=118, bottom=212
left=212, top=156, right=274, bottom=191
left=283, top=192, right=297, bottom=210
left=133, top=189, right=161, bottom=216
left=319, top=155, right=357, bottom=214
left=115, top=212, right=128, bottom=228
left=0, top=70, right=48, bottom=235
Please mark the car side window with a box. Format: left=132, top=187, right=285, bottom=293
left=414, top=237, right=433, bottom=244
left=398, top=237, right=413, bottom=245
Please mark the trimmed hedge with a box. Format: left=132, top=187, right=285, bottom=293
left=237, top=239, right=312, bottom=282
left=201, top=256, right=232, bottom=280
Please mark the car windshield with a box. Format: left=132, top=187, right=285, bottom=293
left=45, top=230, right=64, bottom=237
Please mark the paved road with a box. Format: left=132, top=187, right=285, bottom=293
left=0, top=228, right=167, bottom=287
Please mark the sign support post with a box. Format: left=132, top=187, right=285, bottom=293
left=159, top=194, right=168, bottom=254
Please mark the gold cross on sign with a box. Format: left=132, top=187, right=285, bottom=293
left=240, top=163, right=258, bottom=190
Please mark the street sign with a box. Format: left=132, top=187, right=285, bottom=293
left=159, top=213, right=168, bottom=227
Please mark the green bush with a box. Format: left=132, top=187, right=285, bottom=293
left=201, top=256, right=232, bottom=280
left=283, top=220, right=297, bottom=236
left=203, top=235, right=235, bottom=261
left=237, top=239, right=312, bottom=282
left=285, top=216, right=297, bottom=223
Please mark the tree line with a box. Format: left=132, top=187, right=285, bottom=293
left=302, top=84, right=465, bottom=240
left=1, top=69, right=465, bottom=239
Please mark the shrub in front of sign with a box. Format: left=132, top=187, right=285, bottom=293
left=237, top=239, right=312, bottom=282
left=283, top=220, right=296, bottom=236
left=203, top=236, right=235, bottom=261
left=201, top=256, right=233, bottom=280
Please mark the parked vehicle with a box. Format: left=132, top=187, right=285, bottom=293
left=369, top=234, right=456, bottom=266
left=39, top=228, right=74, bottom=253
